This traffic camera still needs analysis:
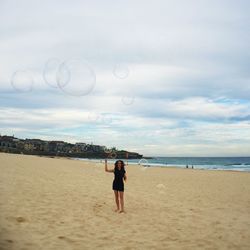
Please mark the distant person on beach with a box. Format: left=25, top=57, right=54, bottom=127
left=105, top=159, right=127, bottom=213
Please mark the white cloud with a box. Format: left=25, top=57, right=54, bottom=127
left=0, top=0, right=250, bottom=156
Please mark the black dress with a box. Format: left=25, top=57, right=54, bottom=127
left=112, top=168, right=126, bottom=192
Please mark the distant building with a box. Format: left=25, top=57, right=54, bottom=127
left=0, top=135, right=17, bottom=148
left=24, top=139, right=43, bottom=151
left=0, top=134, right=143, bottom=159
left=73, top=142, right=87, bottom=153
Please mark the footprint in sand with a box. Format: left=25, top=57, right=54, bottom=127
left=16, top=217, right=26, bottom=223
left=93, top=203, right=103, bottom=212
left=57, top=236, right=75, bottom=243
left=5, top=239, right=14, bottom=243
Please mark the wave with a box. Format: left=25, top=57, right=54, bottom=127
left=72, top=157, right=250, bottom=172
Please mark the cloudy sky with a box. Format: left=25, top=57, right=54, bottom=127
left=0, top=0, right=250, bottom=156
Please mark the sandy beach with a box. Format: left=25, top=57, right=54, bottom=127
left=0, top=152, right=250, bottom=250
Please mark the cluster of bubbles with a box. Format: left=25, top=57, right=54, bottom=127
left=10, top=58, right=96, bottom=97
left=44, top=58, right=96, bottom=96
left=10, top=58, right=135, bottom=107
left=104, top=148, right=117, bottom=159
left=112, top=63, right=135, bottom=106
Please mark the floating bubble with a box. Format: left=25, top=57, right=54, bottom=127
left=88, top=112, right=101, bottom=123
left=139, top=158, right=148, bottom=166
left=102, top=115, right=113, bottom=125
left=109, top=152, right=117, bottom=159
left=104, top=148, right=113, bottom=154
left=121, top=95, right=135, bottom=105
left=43, top=58, right=61, bottom=88
left=57, top=58, right=96, bottom=96
left=138, top=158, right=149, bottom=171
left=113, top=64, right=129, bottom=79
left=11, top=70, right=34, bottom=92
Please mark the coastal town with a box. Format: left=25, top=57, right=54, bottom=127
left=0, top=135, right=143, bottom=159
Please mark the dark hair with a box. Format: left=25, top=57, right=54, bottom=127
left=114, top=160, right=125, bottom=171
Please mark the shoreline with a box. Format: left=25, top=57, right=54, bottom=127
left=13, top=153, right=250, bottom=173
left=1, top=151, right=250, bottom=173
left=71, top=156, right=250, bottom=173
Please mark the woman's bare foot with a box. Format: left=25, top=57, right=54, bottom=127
left=119, top=210, right=125, bottom=213
left=114, top=208, right=119, bottom=212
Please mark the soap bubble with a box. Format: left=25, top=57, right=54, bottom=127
left=57, top=58, right=96, bottom=96
left=138, top=158, right=149, bottom=171
left=11, top=70, right=34, bottom=92
left=104, top=148, right=113, bottom=154
left=88, top=112, right=101, bottom=123
left=109, top=152, right=117, bottom=159
left=121, top=95, right=135, bottom=105
left=113, top=64, right=129, bottom=79
left=139, top=158, right=148, bottom=166
left=43, top=58, right=61, bottom=88
left=102, top=115, right=113, bottom=125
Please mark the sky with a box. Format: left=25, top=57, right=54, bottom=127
left=0, top=0, right=250, bottom=157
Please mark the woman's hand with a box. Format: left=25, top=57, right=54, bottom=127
left=105, top=159, right=114, bottom=173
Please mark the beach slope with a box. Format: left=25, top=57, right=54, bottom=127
left=0, top=153, right=250, bottom=250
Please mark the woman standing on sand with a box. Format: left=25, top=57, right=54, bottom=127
left=105, top=159, right=127, bottom=213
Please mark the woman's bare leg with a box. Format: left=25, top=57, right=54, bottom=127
left=114, top=191, right=119, bottom=211
left=118, top=191, right=124, bottom=213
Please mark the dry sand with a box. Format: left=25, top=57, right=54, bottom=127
left=0, top=152, right=250, bottom=250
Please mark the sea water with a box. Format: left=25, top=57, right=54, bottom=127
left=74, top=157, right=250, bottom=172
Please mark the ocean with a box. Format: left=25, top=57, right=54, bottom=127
left=74, top=157, right=250, bottom=172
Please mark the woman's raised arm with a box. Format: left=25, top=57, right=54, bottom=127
left=105, top=159, right=114, bottom=173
